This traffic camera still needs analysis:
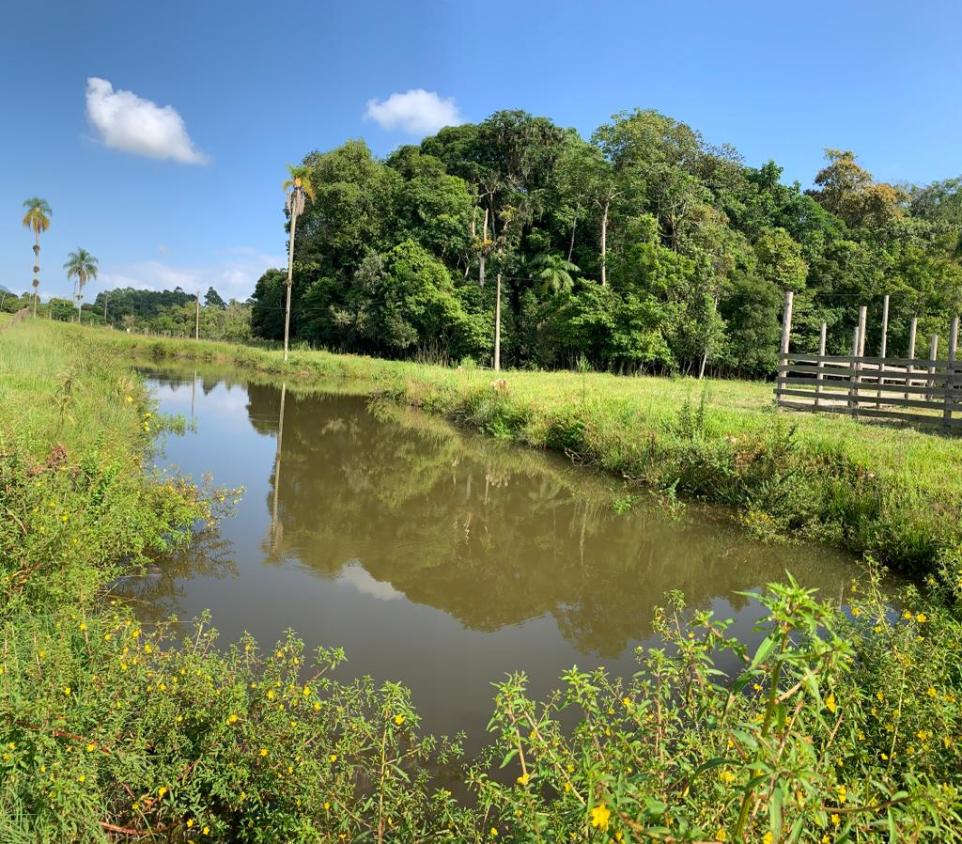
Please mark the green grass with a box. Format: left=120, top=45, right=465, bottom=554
left=77, top=323, right=962, bottom=579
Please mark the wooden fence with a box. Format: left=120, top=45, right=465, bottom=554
left=775, top=292, right=962, bottom=432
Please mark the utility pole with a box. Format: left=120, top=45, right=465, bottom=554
left=195, top=291, right=200, bottom=341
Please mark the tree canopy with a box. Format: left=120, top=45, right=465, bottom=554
left=244, top=108, right=962, bottom=375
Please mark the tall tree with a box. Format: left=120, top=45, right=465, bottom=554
left=282, top=165, right=315, bottom=361
left=22, top=198, right=51, bottom=317
left=63, top=248, right=99, bottom=322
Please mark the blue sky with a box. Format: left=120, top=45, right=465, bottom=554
left=2, top=0, right=961, bottom=301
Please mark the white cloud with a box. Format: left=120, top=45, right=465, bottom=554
left=97, top=248, right=283, bottom=301
left=85, top=77, right=207, bottom=164
left=364, top=89, right=462, bottom=135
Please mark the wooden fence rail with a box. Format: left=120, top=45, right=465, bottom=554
left=776, top=353, right=962, bottom=430
left=774, top=291, right=961, bottom=432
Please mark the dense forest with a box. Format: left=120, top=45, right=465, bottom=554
left=251, top=108, right=962, bottom=376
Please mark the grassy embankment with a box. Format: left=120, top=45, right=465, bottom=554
left=92, top=324, right=962, bottom=581
left=3, top=320, right=962, bottom=841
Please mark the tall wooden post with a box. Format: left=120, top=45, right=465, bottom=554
left=194, top=292, right=200, bottom=341
left=945, top=317, right=959, bottom=430
left=876, top=294, right=889, bottom=407
left=776, top=290, right=794, bottom=406
left=857, top=305, right=867, bottom=357
left=852, top=306, right=867, bottom=415
left=493, top=272, right=502, bottom=372
left=815, top=321, right=827, bottom=408
left=905, top=316, right=918, bottom=400
left=927, top=334, right=939, bottom=402
left=848, top=326, right=860, bottom=411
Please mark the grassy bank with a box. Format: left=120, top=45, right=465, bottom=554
left=3, top=320, right=962, bottom=841
left=90, top=324, right=962, bottom=581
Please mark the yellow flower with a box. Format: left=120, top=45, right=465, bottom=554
left=259, top=748, right=268, bottom=757
left=324, top=801, right=331, bottom=811
left=719, top=769, right=736, bottom=784
left=313, top=701, right=321, bottom=712
left=78, top=774, right=86, bottom=783
left=187, top=819, right=195, bottom=828
left=158, top=786, right=168, bottom=798
left=143, top=644, right=153, bottom=654
left=203, top=826, right=210, bottom=836
left=329, top=754, right=337, bottom=763
left=227, top=713, right=239, bottom=724
left=394, top=714, right=405, bottom=726
left=62, top=687, right=72, bottom=696
left=902, top=610, right=913, bottom=620
left=489, top=828, right=498, bottom=838
left=825, top=693, right=837, bottom=714
left=927, top=687, right=937, bottom=698
left=302, top=686, right=311, bottom=696
left=715, top=829, right=727, bottom=842
left=837, top=784, right=847, bottom=803
left=622, top=696, right=631, bottom=708
left=267, top=690, right=276, bottom=701
left=916, top=612, right=927, bottom=623
left=831, top=813, right=841, bottom=827
left=516, top=773, right=530, bottom=786
left=763, top=833, right=773, bottom=844
left=79, top=622, right=87, bottom=631
left=86, top=743, right=95, bottom=753
left=590, top=803, right=611, bottom=831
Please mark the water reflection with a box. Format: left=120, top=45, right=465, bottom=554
left=146, top=371, right=852, bottom=741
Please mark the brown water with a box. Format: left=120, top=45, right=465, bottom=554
left=141, top=370, right=853, bottom=746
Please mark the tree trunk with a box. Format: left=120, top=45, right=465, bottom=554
left=33, top=234, right=40, bottom=318
left=283, top=206, right=298, bottom=361
left=567, top=205, right=579, bottom=263
left=600, top=200, right=609, bottom=287
left=494, top=272, right=502, bottom=372
left=479, top=207, right=488, bottom=288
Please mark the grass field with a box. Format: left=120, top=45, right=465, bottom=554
left=48, top=322, right=962, bottom=580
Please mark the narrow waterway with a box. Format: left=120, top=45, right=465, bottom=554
left=140, top=370, right=853, bottom=745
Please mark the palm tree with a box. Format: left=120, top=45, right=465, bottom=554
left=532, top=253, right=579, bottom=295
left=281, top=164, right=316, bottom=361
left=22, top=198, right=51, bottom=317
left=64, top=248, right=99, bottom=322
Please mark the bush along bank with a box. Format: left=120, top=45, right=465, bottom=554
left=2, top=321, right=962, bottom=841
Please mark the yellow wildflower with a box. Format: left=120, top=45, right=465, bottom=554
left=259, top=748, right=268, bottom=757
left=329, top=754, right=337, bottom=763
left=719, top=769, right=736, bottom=784
left=187, top=819, right=195, bottom=828
left=158, top=786, right=168, bottom=798
left=86, top=743, right=95, bottom=753
left=916, top=612, right=927, bottom=623
left=516, top=773, right=530, bottom=786
left=590, top=804, right=611, bottom=831
left=394, top=713, right=405, bottom=726
left=831, top=813, right=841, bottom=827
left=715, top=829, right=727, bottom=842
left=825, top=693, right=837, bottom=714
left=927, top=687, right=937, bottom=698
left=78, top=774, right=85, bottom=783
left=227, top=713, right=239, bottom=724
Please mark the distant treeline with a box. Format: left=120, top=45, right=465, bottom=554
left=250, top=108, right=962, bottom=376
left=0, top=285, right=252, bottom=342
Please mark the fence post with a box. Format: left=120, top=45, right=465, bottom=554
left=906, top=315, right=918, bottom=400
left=927, top=334, right=939, bottom=402
left=851, top=306, right=867, bottom=416
left=848, top=326, right=860, bottom=412
left=876, top=294, right=889, bottom=408
left=815, top=321, right=827, bottom=408
left=776, top=290, right=794, bottom=407
left=945, top=317, right=959, bottom=430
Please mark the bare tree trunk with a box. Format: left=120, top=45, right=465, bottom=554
left=494, top=272, right=502, bottom=372
left=195, top=291, right=200, bottom=341
left=600, top=200, right=609, bottom=287
left=283, top=209, right=298, bottom=361
left=479, top=207, right=488, bottom=288
left=567, top=204, right=579, bottom=263
left=32, top=235, right=40, bottom=318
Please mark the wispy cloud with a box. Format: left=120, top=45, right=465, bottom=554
left=85, top=77, right=207, bottom=164
left=97, top=248, right=283, bottom=301
left=364, top=89, right=461, bottom=135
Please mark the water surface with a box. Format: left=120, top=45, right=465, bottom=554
left=141, top=371, right=852, bottom=744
